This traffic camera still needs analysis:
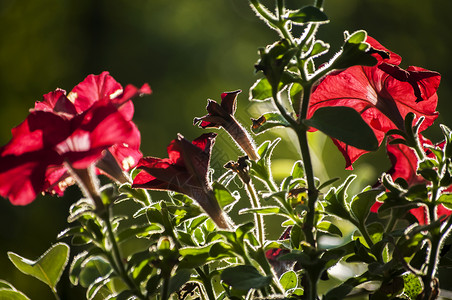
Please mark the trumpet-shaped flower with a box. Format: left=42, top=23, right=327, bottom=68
left=308, top=37, right=440, bottom=169
left=0, top=72, right=150, bottom=205
left=132, top=133, right=230, bottom=229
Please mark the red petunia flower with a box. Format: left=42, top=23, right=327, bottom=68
left=132, top=133, right=230, bottom=229
left=308, top=36, right=440, bottom=169
left=194, top=90, right=259, bottom=161
left=0, top=72, right=150, bottom=205
left=371, top=136, right=451, bottom=225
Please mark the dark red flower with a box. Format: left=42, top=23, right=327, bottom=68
left=132, top=133, right=230, bottom=229
left=308, top=36, right=440, bottom=169
left=0, top=72, right=150, bottom=205
left=194, top=90, right=259, bottom=160
left=371, top=136, right=451, bottom=225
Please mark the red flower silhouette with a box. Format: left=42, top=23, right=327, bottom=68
left=132, top=133, right=230, bottom=229
left=308, top=37, right=440, bottom=169
left=372, top=136, right=451, bottom=225
left=0, top=72, right=150, bottom=205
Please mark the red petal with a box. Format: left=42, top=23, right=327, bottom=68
left=56, top=101, right=136, bottom=169
left=220, top=90, right=241, bottom=115
left=386, top=141, right=425, bottom=186
left=309, top=58, right=439, bottom=168
left=409, top=206, right=427, bottom=225
left=366, top=36, right=401, bottom=65
left=36, top=89, right=77, bottom=115
left=111, top=83, right=152, bottom=108
left=132, top=170, right=182, bottom=193
left=0, top=150, right=62, bottom=205
left=69, top=72, right=123, bottom=113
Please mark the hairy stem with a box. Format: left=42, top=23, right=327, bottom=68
left=104, top=208, right=146, bottom=299
left=245, top=181, right=266, bottom=245
left=196, top=267, right=216, bottom=300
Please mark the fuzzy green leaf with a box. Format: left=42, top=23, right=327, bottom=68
left=303, top=106, right=378, bottom=151
left=251, top=112, right=291, bottom=134
left=8, top=243, right=69, bottom=291
left=279, top=270, right=297, bottom=291
left=286, top=6, right=329, bottom=25
left=221, top=265, right=272, bottom=290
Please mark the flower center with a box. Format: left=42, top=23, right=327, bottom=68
left=55, top=132, right=91, bottom=154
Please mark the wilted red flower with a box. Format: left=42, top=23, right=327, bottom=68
left=0, top=72, right=150, bottom=205
left=132, top=133, right=230, bottom=229
left=371, top=136, right=451, bottom=225
left=308, top=36, right=440, bottom=169
left=194, top=90, right=259, bottom=161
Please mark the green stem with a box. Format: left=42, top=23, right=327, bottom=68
left=422, top=227, right=440, bottom=300
left=276, top=0, right=284, bottom=20
left=305, top=274, right=318, bottom=300
left=384, top=211, right=398, bottom=232
left=297, top=126, right=318, bottom=247
left=314, top=0, right=324, bottom=9
left=104, top=208, right=146, bottom=299
left=272, top=88, right=297, bottom=128
left=161, top=275, right=170, bottom=300
left=249, top=0, right=278, bottom=28
left=245, top=181, right=265, bottom=245
left=196, top=267, right=216, bottom=300
left=421, top=181, right=442, bottom=299
left=51, top=288, right=60, bottom=300
left=294, top=87, right=318, bottom=247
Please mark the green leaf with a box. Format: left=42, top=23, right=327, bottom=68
left=221, top=265, right=272, bottom=290
left=8, top=243, right=70, bottom=291
left=289, top=83, right=303, bottom=114
left=167, top=269, right=192, bottom=295
left=116, top=224, right=164, bottom=243
left=438, top=193, right=452, bottom=210
left=69, top=251, right=89, bottom=286
left=249, top=77, right=272, bottom=102
left=290, top=224, right=304, bottom=249
left=239, top=206, right=281, bottom=215
left=236, top=222, right=255, bottom=243
left=402, top=273, right=422, bottom=299
left=323, top=175, right=355, bottom=220
left=251, top=112, right=291, bottom=134
left=0, top=281, right=30, bottom=300
left=0, top=280, right=14, bottom=290
left=303, top=106, right=378, bottom=151
left=255, top=40, right=298, bottom=89
left=317, top=221, right=342, bottom=237
left=209, top=242, right=235, bottom=259
left=350, top=189, right=381, bottom=224
left=0, top=289, right=30, bottom=300
left=118, top=183, right=151, bottom=206
left=291, top=160, right=304, bottom=179
left=331, top=30, right=380, bottom=70
left=286, top=6, right=329, bottom=25
left=212, top=181, right=240, bottom=210
left=367, top=222, right=384, bottom=245
left=86, top=277, right=112, bottom=300
left=309, top=40, right=330, bottom=58
left=251, top=139, right=280, bottom=183
left=79, top=256, right=112, bottom=288
left=179, top=244, right=215, bottom=269
left=317, top=177, right=340, bottom=190
left=279, top=270, right=297, bottom=291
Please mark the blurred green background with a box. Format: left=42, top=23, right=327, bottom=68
left=0, top=0, right=451, bottom=298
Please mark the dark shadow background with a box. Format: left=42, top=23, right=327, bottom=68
left=0, top=0, right=451, bottom=298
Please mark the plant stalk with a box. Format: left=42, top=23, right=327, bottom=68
left=245, top=181, right=265, bottom=245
